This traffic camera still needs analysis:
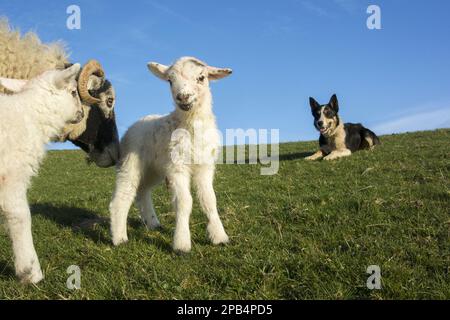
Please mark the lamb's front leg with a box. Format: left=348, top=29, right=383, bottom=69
left=168, top=173, right=193, bottom=253
left=2, top=187, right=43, bottom=284
left=194, top=166, right=229, bottom=245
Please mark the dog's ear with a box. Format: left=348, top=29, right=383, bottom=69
left=309, top=97, right=321, bottom=110
left=329, top=94, right=339, bottom=112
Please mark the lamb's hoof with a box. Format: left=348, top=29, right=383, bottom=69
left=173, top=245, right=191, bottom=254
left=174, top=249, right=191, bottom=256
left=173, top=241, right=191, bottom=254
left=208, top=223, right=229, bottom=245
left=112, top=236, right=128, bottom=246
left=209, top=232, right=230, bottom=245
left=18, top=267, right=44, bottom=284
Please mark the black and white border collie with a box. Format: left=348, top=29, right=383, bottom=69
left=306, top=94, right=380, bottom=161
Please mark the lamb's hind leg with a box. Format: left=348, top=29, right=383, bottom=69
left=194, top=166, right=229, bottom=245
left=1, top=184, right=43, bottom=283
left=136, top=184, right=161, bottom=230
left=110, top=156, right=142, bottom=246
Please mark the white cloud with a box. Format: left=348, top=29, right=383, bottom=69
left=372, top=106, right=450, bottom=135
left=300, top=1, right=333, bottom=17
left=333, top=0, right=359, bottom=14
left=147, top=1, right=193, bottom=25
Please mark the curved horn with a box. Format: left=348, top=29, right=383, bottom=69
left=78, top=60, right=105, bottom=105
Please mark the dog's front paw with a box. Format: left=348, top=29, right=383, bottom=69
left=305, top=151, right=323, bottom=161
left=324, top=150, right=351, bottom=161
left=305, top=155, right=319, bottom=161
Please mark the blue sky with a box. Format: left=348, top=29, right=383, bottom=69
left=2, top=0, right=450, bottom=149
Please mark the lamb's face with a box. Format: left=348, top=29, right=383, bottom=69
left=148, top=57, right=232, bottom=112
left=167, top=60, right=208, bottom=111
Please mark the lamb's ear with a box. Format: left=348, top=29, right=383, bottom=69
left=0, top=77, right=28, bottom=93
left=329, top=94, right=339, bottom=112
left=309, top=97, right=321, bottom=110
left=54, top=63, right=81, bottom=89
left=147, top=62, right=169, bottom=80
left=207, top=66, right=232, bottom=80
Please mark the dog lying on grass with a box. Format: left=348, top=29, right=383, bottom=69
left=306, top=94, right=380, bottom=161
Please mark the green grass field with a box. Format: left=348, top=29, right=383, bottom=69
left=0, top=129, right=448, bottom=299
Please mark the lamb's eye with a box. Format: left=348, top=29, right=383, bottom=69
left=198, top=75, right=205, bottom=83
left=107, top=98, right=114, bottom=108
left=71, top=90, right=77, bottom=97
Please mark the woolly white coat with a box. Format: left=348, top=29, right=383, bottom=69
left=110, top=57, right=231, bottom=252
left=0, top=65, right=81, bottom=283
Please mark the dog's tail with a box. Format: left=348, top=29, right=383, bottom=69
left=361, top=127, right=381, bottom=149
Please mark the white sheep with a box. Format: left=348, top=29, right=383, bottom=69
left=0, top=64, right=82, bottom=283
left=110, top=57, right=232, bottom=252
left=0, top=19, right=120, bottom=167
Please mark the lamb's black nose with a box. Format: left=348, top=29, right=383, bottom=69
left=318, top=121, right=324, bottom=127
left=176, top=93, right=190, bottom=103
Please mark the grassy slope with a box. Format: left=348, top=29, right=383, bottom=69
left=0, top=129, right=448, bottom=299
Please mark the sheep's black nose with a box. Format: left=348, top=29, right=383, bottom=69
left=318, top=121, right=324, bottom=127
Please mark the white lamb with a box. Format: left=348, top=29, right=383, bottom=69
left=110, top=57, right=232, bottom=252
left=0, top=64, right=83, bottom=283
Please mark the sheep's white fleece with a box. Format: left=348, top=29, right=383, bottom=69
left=0, top=18, right=68, bottom=91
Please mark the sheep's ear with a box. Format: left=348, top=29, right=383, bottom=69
left=0, top=77, right=28, bottom=93
left=54, top=63, right=81, bottom=89
left=309, top=97, right=321, bottom=110
left=147, top=62, right=169, bottom=80
left=207, top=67, right=232, bottom=80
